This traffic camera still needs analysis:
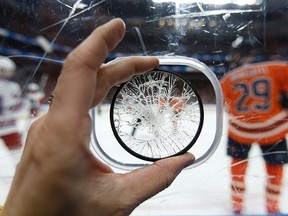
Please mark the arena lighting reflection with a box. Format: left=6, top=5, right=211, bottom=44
left=153, top=0, right=263, bottom=5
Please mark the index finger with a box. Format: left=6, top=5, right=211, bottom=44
left=51, top=19, right=126, bottom=113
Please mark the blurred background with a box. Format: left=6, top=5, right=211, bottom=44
left=1, top=0, right=287, bottom=100
left=0, top=0, right=287, bottom=215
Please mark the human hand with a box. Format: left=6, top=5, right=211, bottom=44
left=2, top=19, right=195, bottom=216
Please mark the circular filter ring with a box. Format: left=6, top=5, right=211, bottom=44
left=110, top=69, right=204, bottom=161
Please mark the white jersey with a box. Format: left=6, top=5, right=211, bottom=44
left=26, top=83, right=45, bottom=108
left=0, top=79, right=22, bottom=136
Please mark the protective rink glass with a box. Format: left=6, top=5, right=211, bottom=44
left=91, top=56, right=223, bottom=170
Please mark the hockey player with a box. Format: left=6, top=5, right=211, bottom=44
left=0, top=56, right=23, bottom=149
left=25, top=82, right=45, bottom=117
left=159, top=96, right=185, bottom=114
left=131, top=96, right=185, bottom=136
left=221, top=60, right=288, bottom=214
left=159, top=96, right=184, bottom=131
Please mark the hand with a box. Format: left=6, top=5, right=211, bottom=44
left=2, top=19, right=195, bottom=216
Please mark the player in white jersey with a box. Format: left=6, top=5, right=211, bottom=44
left=0, top=56, right=23, bottom=149
left=26, top=82, right=45, bottom=117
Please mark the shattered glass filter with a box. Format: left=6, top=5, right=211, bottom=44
left=91, top=55, right=223, bottom=171
left=110, top=70, right=204, bottom=161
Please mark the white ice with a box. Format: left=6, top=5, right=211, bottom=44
left=0, top=104, right=287, bottom=215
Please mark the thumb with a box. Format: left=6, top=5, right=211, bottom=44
left=125, top=153, right=195, bottom=204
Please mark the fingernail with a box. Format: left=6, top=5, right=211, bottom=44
left=184, top=153, right=195, bottom=168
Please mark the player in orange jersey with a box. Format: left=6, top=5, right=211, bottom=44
left=159, top=96, right=184, bottom=130
left=131, top=96, right=184, bottom=136
left=170, top=97, right=185, bottom=114
left=159, top=96, right=184, bottom=113
left=221, top=60, right=288, bottom=214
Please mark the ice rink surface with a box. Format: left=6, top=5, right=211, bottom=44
left=0, top=104, right=287, bottom=215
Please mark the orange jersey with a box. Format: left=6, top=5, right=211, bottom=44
left=159, top=97, right=184, bottom=113
left=221, top=61, right=288, bottom=145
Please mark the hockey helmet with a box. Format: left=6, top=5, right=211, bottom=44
left=0, top=56, right=16, bottom=78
